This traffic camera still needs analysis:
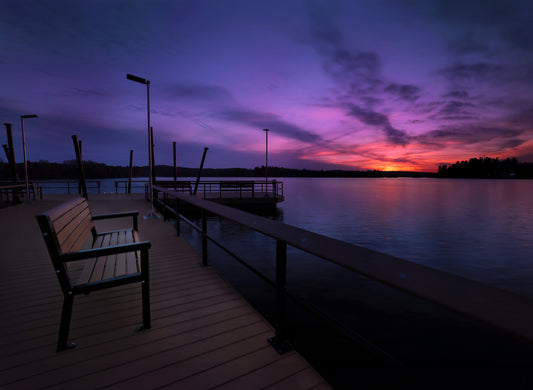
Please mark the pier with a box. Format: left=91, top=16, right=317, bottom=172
left=0, top=194, right=329, bottom=389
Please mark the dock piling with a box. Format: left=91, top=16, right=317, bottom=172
left=269, top=240, right=293, bottom=354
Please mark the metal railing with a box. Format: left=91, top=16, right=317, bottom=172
left=114, top=180, right=148, bottom=194
left=37, top=180, right=101, bottom=195
left=154, top=180, right=284, bottom=200
left=152, top=184, right=533, bottom=361
left=0, top=182, right=41, bottom=201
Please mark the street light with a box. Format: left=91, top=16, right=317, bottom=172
left=127, top=73, right=159, bottom=219
left=21, top=114, right=38, bottom=203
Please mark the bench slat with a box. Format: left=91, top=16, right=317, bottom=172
left=90, top=234, right=111, bottom=283
left=46, top=197, right=86, bottom=221
left=102, top=232, right=118, bottom=280
left=115, top=231, right=127, bottom=277
left=77, top=235, right=105, bottom=285
left=57, top=210, right=93, bottom=253
left=133, top=230, right=142, bottom=271
left=54, top=199, right=90, bottom=232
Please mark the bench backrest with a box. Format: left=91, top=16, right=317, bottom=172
left=37, top=197, right=95, bottom=292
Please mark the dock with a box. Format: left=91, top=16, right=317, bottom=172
left=0, top=194, right=330, bottom=389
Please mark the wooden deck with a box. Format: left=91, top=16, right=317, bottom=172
left=0, top=194, right=330, bottom=389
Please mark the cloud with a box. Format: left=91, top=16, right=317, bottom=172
left=323, top=50, right=382, bottom=94
left=345, top=104, right=409, bottom=146
left=501, top=25, right=533, bottom=51
left=215, top=109, right=321, bottom=143
left=439, top=62, right=504, bottom=83
left=384, top=83, right=421, bottom=101
left=415, top=125, right=525, bottom=149
left=448, top=33, right=489, bottom=56
left=435, top=100, right=477, bottom=120
left=442, top=90, right=470, bottom=99
left=164, top=84, right=234, bottom=102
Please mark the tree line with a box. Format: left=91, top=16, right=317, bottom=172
left=1, top=157, right=532, bottom=181
left=438, top=157, right=533, bottom=178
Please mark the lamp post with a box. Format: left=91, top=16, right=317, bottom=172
left=20, top=114, right=38, bottom=203
left=263, top=128, right=269, bottom=182
left=127, top=73, right=159, bottom=219
left=263, top=128, right=270, bottom=197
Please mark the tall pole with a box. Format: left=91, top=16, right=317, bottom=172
left=4, top=123, right=21, bottom=203
left=127, top=73, right=159, bottom=219
left=193, top=147, right=209, bottom=196
left=128, top=149, right=134, bottom=194
left=20, top=115, right=38, bottom=203
left=173, top=141, right=177, bottom=183
left=263, top=128, right=269, bottom=193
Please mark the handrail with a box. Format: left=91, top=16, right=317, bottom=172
left=153, top=180, right=284, bottom=200
left=37, top=180, right=101, bottom=195
left=152, top=184, right=533, bottom=353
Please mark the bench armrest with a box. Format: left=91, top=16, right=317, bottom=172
left=92, top=211, right=139, bottom=230
left=60, top=241, right=151, bottom=262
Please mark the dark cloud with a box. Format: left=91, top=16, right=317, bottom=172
left=416, top=125, right=525, bottom=148
left=346, top=104, right=409, bottom=146
left=306, top=5, right=411, bottom=148
left=384, top=83, right=421, bottom=101
left=63, top=88, right=109, bottom=97
left=442, top=90, right=469, bottom=99
left=436, top=100, right=477, bottom=120
left=439, top=62, right=504, bottom=83
left=307, top=0, right=343, bottom=49
left=323, top=50, right=382, bottom=94
left=215, top=109, right=321, bottom=144
left=501, top=25, right=533, bottom=51
left=447, top=33, right=489, bottom=56
left=165, top=84, right=233, bottom=102
left=433, top=0, right=526, bottom=24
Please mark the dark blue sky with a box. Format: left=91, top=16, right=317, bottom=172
left=2, top=0, right=533, bottom=171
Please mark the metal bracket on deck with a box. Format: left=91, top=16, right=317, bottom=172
left=268, top=336, right=293, bottom=355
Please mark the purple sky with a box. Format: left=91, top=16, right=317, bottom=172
left=1, top=0, right=533, bottom=172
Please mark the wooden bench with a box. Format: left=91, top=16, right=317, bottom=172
left=36, top=197, right=151, bottom=352
left=219, top=181, right=255, bottom=198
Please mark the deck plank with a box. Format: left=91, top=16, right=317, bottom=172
left=0, top=195, right=330, bottom=389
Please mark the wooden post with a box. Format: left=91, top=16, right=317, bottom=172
left=201, top=208, right=207, bottom=266
left=193, top=147, right=208, bottom=195
left=78, top=140, right=82, bottom=194
left=173, top=141, right=177, bottom=190
left=150, top=127, right=156, bottom=185
left=175, top=198, right=181, bottom=237
left=268, top=240, right=292, bottom=354
left=72, top=135, right=88, bottom=199
left=128, top=149, right=134, bottom=194
left=4, top=123, right=21, bottom=203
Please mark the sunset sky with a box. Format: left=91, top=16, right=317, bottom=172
left=1, top=0, right=533, bottom=172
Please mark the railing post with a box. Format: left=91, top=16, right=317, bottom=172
left=163, top=192, right=168, bottom=221
left=269, top=240, right=292, bottom=354
left=176, top=198, right=181, bottom=237
left=201, top=209, right=208, bottom=266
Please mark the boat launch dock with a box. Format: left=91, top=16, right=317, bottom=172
left=0, top=194, right=329, bottom=389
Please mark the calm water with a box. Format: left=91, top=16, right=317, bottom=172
left=278, top=177, right=533, bottom=297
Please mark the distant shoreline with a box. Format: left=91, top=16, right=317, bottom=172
left=1, top=157, right=533, bottom=180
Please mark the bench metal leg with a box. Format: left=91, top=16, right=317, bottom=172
left=57, top=294, right=76, bottom=352
left=138, top=247, right=151, bottom=331
left=141, top=279, right=151, bottom=330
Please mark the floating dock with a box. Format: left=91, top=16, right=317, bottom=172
left=0, top=194, right=329, bottom=389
